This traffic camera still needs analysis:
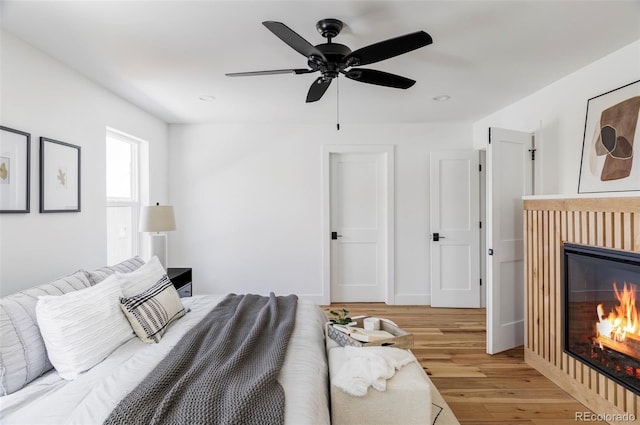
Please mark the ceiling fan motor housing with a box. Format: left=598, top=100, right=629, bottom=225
left=316, top=18, right=343, bottom=39
left=310, top=42, right=353, bottom=79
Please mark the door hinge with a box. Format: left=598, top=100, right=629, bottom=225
left=488, top=248, right=494, bottom=256
left=479, top=221, right=482, bottom=229
left=479, top=163, right=482, bottom=172
left=480, top=278, right=482, bottom=286
left=529, top=148, right=536, bottom=160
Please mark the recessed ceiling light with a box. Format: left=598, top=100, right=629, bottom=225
left=199, top=95, right=216, bottom=101
left=433, top=95, right=451, bottom=101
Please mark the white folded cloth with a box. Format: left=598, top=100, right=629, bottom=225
left=332, top=346, right=416, bottom=396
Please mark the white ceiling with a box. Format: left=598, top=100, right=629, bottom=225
left=2, top=1, right=639, bottom=125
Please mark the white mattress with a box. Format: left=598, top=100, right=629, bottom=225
left=0, top=295, right=330, bottom=425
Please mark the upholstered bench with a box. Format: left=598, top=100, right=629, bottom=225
left=326, top=337, right=432, bottom=425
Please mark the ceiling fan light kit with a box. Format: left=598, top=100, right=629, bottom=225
left=226, top=18, right=433, bottom=104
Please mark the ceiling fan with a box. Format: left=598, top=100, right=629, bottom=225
left=226, top=19, right=433, bottom=103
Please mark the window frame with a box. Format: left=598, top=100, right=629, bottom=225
left=106, top=128, right=145, bottom=263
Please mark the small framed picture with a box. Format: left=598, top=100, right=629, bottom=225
left=0, top=126, right=31, bottom=213
left=578, top=79, right=640, bottom=193
left=40, top=137, right=81, bottom=212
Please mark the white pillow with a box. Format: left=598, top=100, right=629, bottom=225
left=0, top=270, right=93, bottom=395
left=117, top=256, right=166, bottom=297
left=35, top=275, right=134, bottom=380
left=87, top=255, right=145, bottom=284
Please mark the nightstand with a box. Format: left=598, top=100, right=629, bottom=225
left=167, top=267, right=192, bottom=298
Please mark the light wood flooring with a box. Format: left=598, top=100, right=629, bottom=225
left=323, top=303, right=607, bottom=425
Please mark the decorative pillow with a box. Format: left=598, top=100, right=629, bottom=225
left=87, top=256, right=145, bottom=285
left=117, top=256, right=166, bottom=297
left=120, top=275, right=186, bottom=343
left=35, top=274, right=134, bottom=380
left=0, top=270, right=92, bottom=395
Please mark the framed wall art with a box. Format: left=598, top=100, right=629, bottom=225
left=0, top=126, right=31, bottom=213
left=40, top=137, right=81, bottom=212
left=578, top=79, right=640, bottom=193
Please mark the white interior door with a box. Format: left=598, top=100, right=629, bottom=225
left=486, top=127, right=533, bottom=354
left=330, top=152, right=387, bottom=302
left=429, top=150, right=480, bottom=308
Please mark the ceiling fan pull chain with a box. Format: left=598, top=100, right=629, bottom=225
left=336, top=76, right=340, bottom=131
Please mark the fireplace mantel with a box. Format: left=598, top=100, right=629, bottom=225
left=524, top=196, right=640, bottom=424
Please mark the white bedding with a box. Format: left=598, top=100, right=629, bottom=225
left=0, top=295, right=330, bottom=425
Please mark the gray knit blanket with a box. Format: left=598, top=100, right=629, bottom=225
left=104, top=293, right=298, bottom=425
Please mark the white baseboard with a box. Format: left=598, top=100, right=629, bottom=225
left=392, top=293, right=431, bottom=305
left=191, top=292, right=425, bottom=306
left=296, top=294, right=327, bottom=305
left=192, top=292, right=325, bottom=304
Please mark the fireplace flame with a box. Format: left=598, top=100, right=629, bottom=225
left=596, top=282, right=639, bottom=344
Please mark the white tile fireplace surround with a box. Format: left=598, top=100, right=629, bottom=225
left=523, top=196, right=640, bottom=424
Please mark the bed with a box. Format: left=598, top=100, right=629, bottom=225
left=0, top=258, right=330, bottom=425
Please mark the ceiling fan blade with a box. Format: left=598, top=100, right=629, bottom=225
left=306, top=77, right=332, bottom=103
left=263, top=21, right=326, bottom=61
left=226, top=69, right=314, bottom=77
left=344, top=68, right=416, bottom=89
left=345, top=31, right=432, bottom=66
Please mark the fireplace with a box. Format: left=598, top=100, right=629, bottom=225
left=563, top=243, right=640, bottom=395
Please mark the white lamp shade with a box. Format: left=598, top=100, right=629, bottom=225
left=139, top=205, right=176, bottom=232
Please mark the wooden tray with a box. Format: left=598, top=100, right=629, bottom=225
left=326, top=316, right=414, bottom=349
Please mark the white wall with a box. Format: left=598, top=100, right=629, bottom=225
left=168, top=122, right=472, bottom=304
left=7, top=32, right=634, bottom=301
left=473, top=39, right=640, bottom=195
left=0, top=31, right=169, bottom=296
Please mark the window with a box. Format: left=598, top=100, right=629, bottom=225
left=106, top=129, right=148, bottom=265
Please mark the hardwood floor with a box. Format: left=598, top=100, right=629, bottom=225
left=324, top=303, right=608, bottom=425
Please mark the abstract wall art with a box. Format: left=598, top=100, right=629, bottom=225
left=578, top=80, right=640, bottom=193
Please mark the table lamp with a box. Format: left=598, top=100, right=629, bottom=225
left=139, top=202, right=176, bottom=269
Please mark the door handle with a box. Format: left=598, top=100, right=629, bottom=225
left=432, top=232, right=446, bottom=242
left=331, top=231, right=343, bottom=240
